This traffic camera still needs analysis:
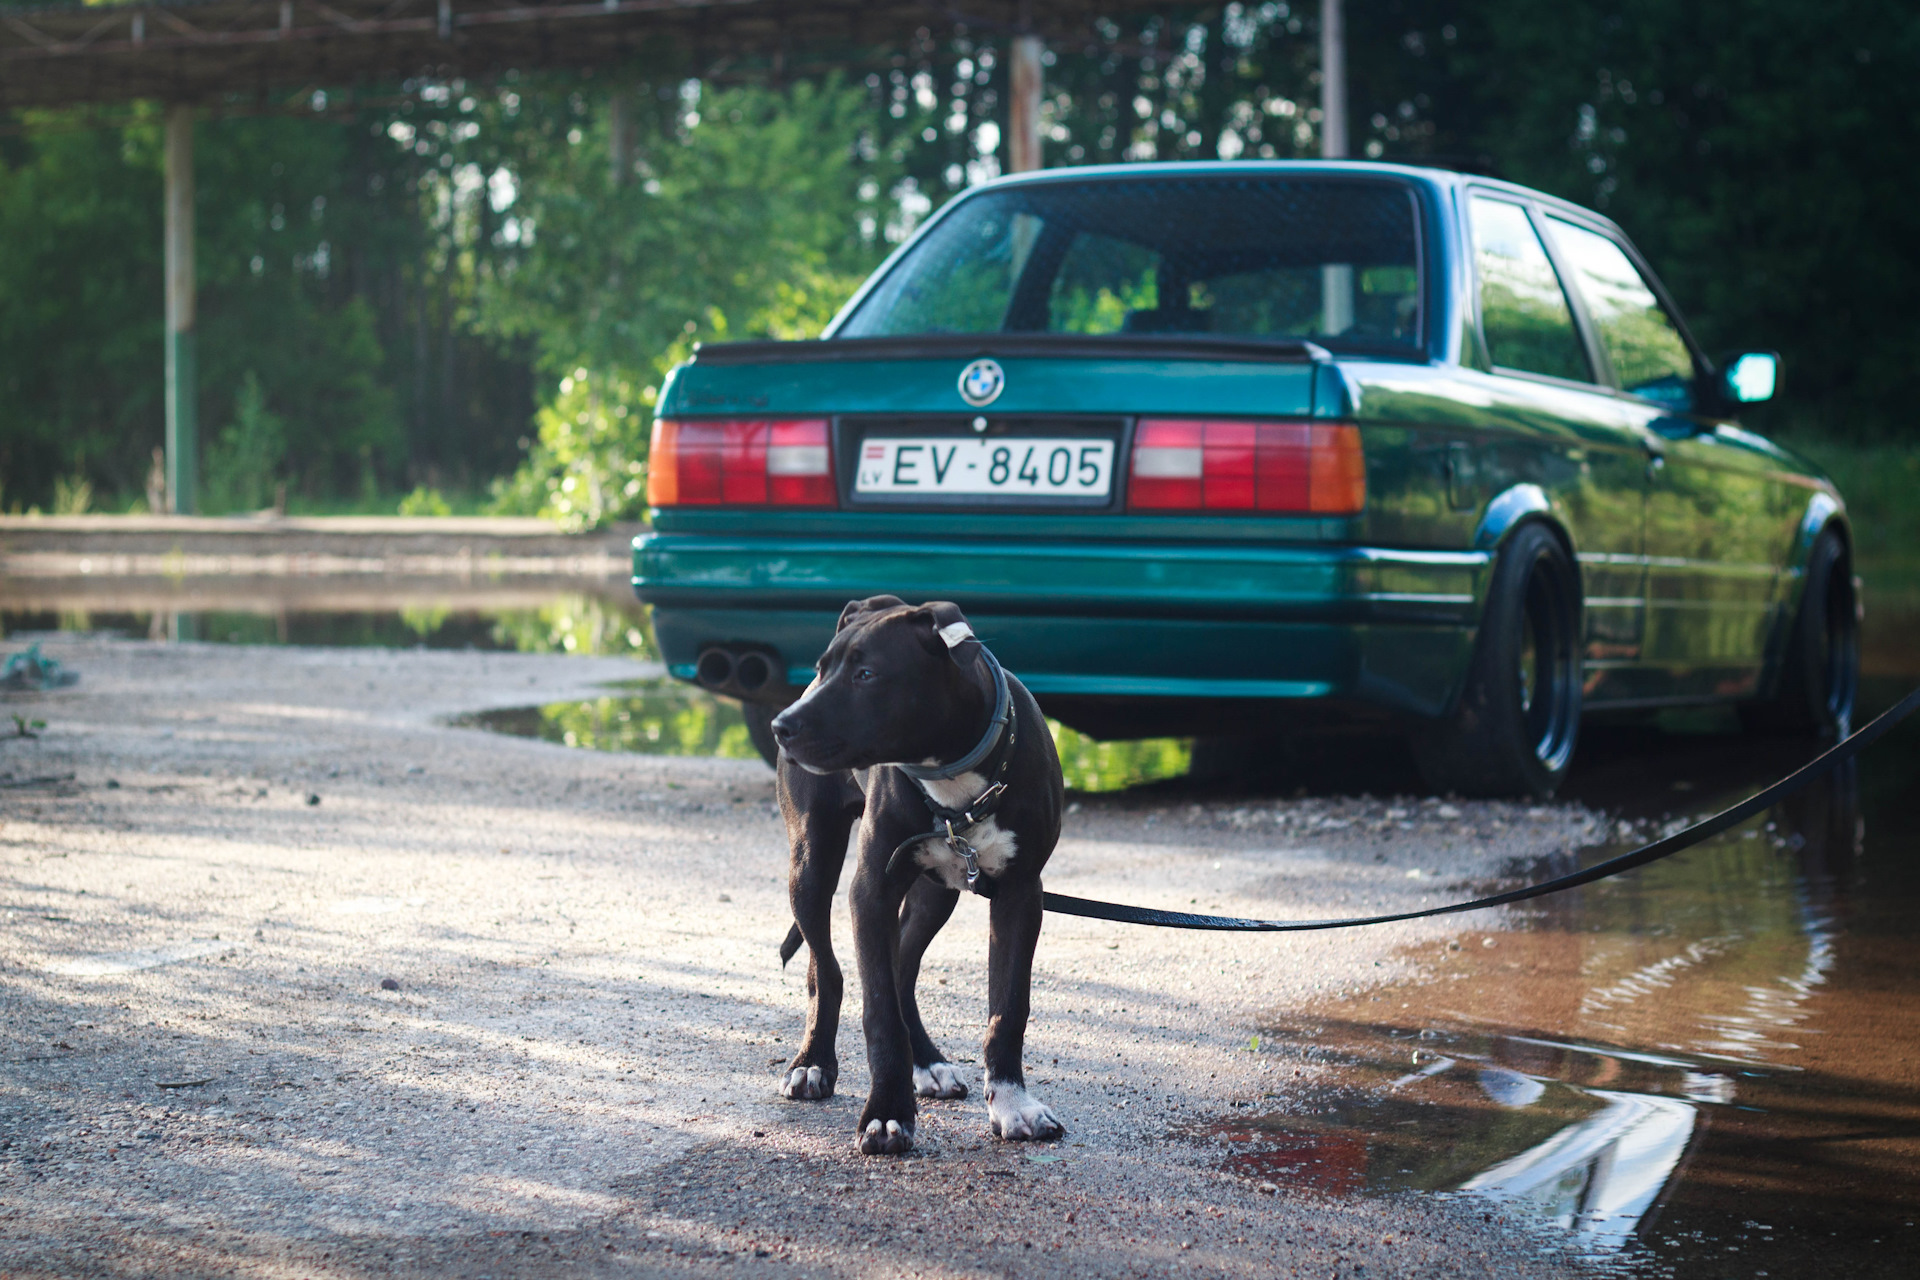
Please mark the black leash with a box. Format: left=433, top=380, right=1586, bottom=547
left=1042, top=684, right=1920, bottom=933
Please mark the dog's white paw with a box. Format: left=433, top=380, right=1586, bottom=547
left=913, top=1061, right=969, bottom=1099
left=986, top=1078, right=1064, bottom=1142
left=857, top=1117, right=915, bottom=1155
left=781, top=1064, right=831, bottom=1100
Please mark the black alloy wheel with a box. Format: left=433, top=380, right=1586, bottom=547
left=1744, top=527, right=1858, bottom=739
left=1413, top=522, right=1583, bottom=799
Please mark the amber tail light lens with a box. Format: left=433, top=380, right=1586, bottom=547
left=1127, top=419, right=1365, bottom=514
left=646, top=419, right=835, bottom=507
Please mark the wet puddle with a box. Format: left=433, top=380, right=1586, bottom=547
left=0, top=592, right=653, bottom=656
left=459, top=684, right=761, bottom=759
left=1214, top=686, right=1920, bottom=1276
left=3, top=593, right=1201, bottom=788
left=461, top=679, right=1198, bottom=790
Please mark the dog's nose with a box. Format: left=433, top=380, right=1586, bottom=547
left=770, top=711, right=794, bottom=744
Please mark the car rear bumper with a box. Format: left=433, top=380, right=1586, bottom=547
left=633, top=533, right=1488, bottom=720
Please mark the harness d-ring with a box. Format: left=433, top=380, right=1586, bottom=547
left=944, top=819, right=981, bottom=889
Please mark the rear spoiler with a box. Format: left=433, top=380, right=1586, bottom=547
left=689, top=334, right=1332, bottom=366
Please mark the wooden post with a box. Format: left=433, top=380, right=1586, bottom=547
left=1007, top=34, right=1043, bottom=173
left=164, top=104, right=197, bottom=515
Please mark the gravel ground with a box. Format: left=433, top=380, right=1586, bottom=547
left=1, top=634, right=1607, bottom=1279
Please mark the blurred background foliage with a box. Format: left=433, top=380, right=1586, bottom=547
left=1, top=0, right=1914, bottom=531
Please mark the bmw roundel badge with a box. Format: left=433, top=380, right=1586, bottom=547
left=957, top=358, right=1006, bottom=408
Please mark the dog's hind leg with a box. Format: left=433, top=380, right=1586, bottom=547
left=894, top=876, right=967, bottom=1099
left=983, top=880, right=1065, bottom=1141
left=778, top=762, right=861, bottom=1102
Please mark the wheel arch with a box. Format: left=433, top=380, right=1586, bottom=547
left=1470, top=483, right=1584, bottom=611
left=1756, top=490, right=1856, bottom=701
left=1790, top=490, right=1851, bottom=574
left=1416, top=493, right=1586, bottom=798
left=1446, top=484, right=1583, bottom=721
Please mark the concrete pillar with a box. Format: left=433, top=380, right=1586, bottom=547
left=1007, top=34, right=1043, bottom=173
left=1319, top=1, right=1353, bottom=334
left=164, top=104, right=197, bottom=515
left=1319, top=0, right=1348, bottom=159
left=608, top=89, right=634, bottom=189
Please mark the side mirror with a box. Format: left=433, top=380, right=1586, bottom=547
left=1720, top=351, right=1779, bottom=404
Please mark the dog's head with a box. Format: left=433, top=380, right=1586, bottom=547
left=770, top=595, right=989, bottom=773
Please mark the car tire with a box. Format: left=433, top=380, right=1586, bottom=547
left=1412, top=522, right=1582, bottom=799
left=743, top=700, right=781, bottom=769
left=1742, top=527, right=1858, bottom=739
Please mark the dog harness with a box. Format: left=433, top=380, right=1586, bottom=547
left=884, top=647, right=1018, bottom=895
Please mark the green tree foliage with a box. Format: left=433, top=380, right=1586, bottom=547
left=0, top=105, right=527, bottom=511
left=3, top=2, right=1914, bottom=518
left=486, top=366, right=651, bottom=528
left=1332, top=0, right=1920, bottom=434
left=0, top=118, right=162, bottom=510
left=939, top=2, right=1920, bottom=437
left=477, top=76, right=894, bottom=374
left=473, top=76, right=901, bottom=524
left=202, top=371, right=286, bottom=514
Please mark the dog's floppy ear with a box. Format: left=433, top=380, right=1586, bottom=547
left=917, top=600, right=983, bottom=668
left=837, top=594, right=907, bottom=634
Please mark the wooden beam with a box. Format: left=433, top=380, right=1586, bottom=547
left=1006, top=31, right=1042, bottom=173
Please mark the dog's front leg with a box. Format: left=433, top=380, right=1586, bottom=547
left=779, top=763, right=860, bottom=1101
left=984, top=880, right=1065, bottom=1141
left=849, top=842, right=918, bottom=1154
left=896, top=877, right=968, bottom=1099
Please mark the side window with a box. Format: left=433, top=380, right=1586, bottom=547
left=849, top=206, right=1040, bottom=335
left=1546, top=217, right=1696, bottom=407
left=1469, top=196, right=1591, bottom=383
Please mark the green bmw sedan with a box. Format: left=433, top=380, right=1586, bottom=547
left=633, top=162, right=1857, bottom=797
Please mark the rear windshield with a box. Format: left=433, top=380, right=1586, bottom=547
left=837, top=176, right=1424, bottom=354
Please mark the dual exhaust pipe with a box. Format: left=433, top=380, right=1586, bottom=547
left=695, top=645, right=785, bottom=700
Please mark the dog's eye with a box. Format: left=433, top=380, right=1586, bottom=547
left=854, top=667, right=876, bottom=683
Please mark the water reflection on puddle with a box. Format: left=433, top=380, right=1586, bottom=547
left=1214, top=701, right=1920, bottom=1276
left=0, top=594, right=652, bottom=657
left=460, top=686, right=760, bottom=760
left=461, top=681, right=1199, bottom=792
left=1214, top=1022, right=1713, bottom=1255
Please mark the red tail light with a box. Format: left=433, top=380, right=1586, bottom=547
left=647, top=419, right=835, bottom=507
left=1128, top=419, right=1365, bottom=514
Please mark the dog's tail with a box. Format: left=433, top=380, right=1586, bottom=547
left=778, top=921, right=805, bottom=967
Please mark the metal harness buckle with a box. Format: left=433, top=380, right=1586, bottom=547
left=961, top=781, right=1008, bottom=826
left=943, top=819, right=981, bottom=889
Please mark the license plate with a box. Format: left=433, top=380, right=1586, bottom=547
left=854, top=437, right=1115, bottom=498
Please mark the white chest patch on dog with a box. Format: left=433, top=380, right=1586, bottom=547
left=912, top=770, right=1018, bottom=891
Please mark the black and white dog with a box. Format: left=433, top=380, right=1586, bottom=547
left=768, top=595, right=1065, bottom=1155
